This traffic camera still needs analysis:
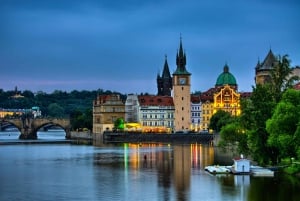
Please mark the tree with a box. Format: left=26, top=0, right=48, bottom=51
left=209, top=110, right=233, bottom=132
left=242, top=84, right=277, bottom=165
left=219, top=121, right=248, bottom=154
left=270, top=55, right=299, bottom=103
left=266, top=89, right=300, bottom=161
left=114, top=118, right=125, bottom=131
left=47, top=103, right=65, bottom=118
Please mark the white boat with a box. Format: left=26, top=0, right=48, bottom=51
left=205, top=165, right=231, bottom=174
left=250, top=166, right=274, bottom=177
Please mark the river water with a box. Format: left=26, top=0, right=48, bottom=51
left=0, top=131, right=300, bottom=201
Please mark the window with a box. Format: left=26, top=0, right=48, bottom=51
left=182, top=107, right=184, bottom=111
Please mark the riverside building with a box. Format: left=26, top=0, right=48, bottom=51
left=92, top=94, right=125, bottom=134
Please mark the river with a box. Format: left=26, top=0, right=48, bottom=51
left=0, top=131, right=300, bottom=201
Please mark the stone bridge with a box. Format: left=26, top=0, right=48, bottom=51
left=0, top=117, right=71, bottom=139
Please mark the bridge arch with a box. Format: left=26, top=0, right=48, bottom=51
left=34, top=122, right=69, bottom=139
left=1, top=117, right=71, bottom=139
left=31, top=118, right=71, bottom=139
left=0, top=119, right=22, bottom=133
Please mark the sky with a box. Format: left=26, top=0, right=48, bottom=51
left=1, top=0, right=299, bottom=94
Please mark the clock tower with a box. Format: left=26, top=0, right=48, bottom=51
left=172, top=37, right=191, bottom=132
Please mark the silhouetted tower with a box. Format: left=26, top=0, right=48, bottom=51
left=157, top=55, right=173, bottom=96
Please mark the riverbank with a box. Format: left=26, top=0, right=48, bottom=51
left=102, top=132, right=214, bottom=144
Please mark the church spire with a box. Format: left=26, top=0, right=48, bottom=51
left=174, top=36, right=190, bottom=75
left=157, top=55, right=173, bottom=96
left=162, top=55, right=171, bottom=78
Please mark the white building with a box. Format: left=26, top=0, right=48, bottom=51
left=138, top=95, right=175, bottom=132
left=232, top=156, right=250, bottom=174
left=125, top=94, right=139, bottom=123
left=190, top=95, right=201, bottom=131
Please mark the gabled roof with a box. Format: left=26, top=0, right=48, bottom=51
left=257, top=49, right=277, bottom=70
left=138, top=95, right=174, bottom=107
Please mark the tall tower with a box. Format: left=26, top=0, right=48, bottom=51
left=172, top=37, right=191, bottom=132
left=255, top=49, right=277, bottom=85
left=157, top=55, right=173, bottom=96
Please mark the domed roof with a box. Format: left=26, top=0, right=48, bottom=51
left=215, top=64, right=237, bottom=86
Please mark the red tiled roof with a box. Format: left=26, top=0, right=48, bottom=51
left=199, top=88, right=215, bottom=102
left=94, top=94, right=124, bottom=105
left=190, top=94, right=201, bottom=103
left=138, top=95, right=174, bottom=106
left=294, top=82, right=300, bottom=90
left=240, top=92, right=252, bottom=98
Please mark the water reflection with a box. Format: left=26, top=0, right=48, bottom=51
left=93, top=143, right=217, bottom=201
left=1, top=141, right=300, bottom=201
left=0, top=130, right=66, bottom=140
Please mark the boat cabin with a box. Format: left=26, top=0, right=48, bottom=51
left=232, top=156, right=250, bottom=174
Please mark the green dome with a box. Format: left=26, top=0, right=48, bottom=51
left=215, top=64, right=237, bottom=86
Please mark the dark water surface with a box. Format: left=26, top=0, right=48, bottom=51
left=1, top=131, right=300, bottom=201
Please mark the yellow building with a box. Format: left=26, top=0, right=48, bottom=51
left=0, top=109, right=23, bottom=118
left=200, top=64, right=241, bottom=130
left=214, top=85, right=240, bottom=116
left=92, top=94, right=125, bottom=134
left=214, top=64, right=240, bottom=115
left=200, top=89, right=215, bottom=131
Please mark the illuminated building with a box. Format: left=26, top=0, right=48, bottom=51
left=92, top=94, right=125, bottom=134
left=138, top=95, right=174, bottom=132
left=200, top=88, right=215, bottom=131
left=198, top=65, right=240, bottom=131
left=172, top=37, right=191, bottom=132
left=0, top=108, right=23, bottom=118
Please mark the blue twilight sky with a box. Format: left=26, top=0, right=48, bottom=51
left=0, top=0, right=299, bottom=94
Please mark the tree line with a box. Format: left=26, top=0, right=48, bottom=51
left=209, top=55, right=300, bottom=169
left=0, top=88, right=126, bottom=131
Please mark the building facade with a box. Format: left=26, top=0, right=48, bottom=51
left=213, top=64, right=240, bottom=116
left=125, top=94, right=139, bottom=123
left=138, top=95, right=174, bottom=132
left=172, top=38, right=191, bottom=132
left=214, top=85, right=240, bottom=116
left=200, top=89, right=215, bottom=131
left=93, top=94, right=125, bottom=134
left=190, top=94, right=201, bottom=131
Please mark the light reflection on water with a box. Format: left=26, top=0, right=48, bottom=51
left=1, top=133, right=300, bottom=201
left=0, top=130, right=66, bottom=140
